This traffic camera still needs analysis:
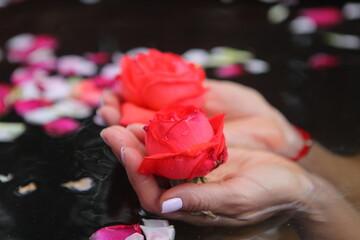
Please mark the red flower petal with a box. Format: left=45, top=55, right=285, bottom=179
left=120, top=102, right=156, bottom=126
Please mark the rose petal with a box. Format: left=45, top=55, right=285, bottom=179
left=120, top=102, right=156, bottom=126
left=85, top=52, right=110, bottom=65
left=71, top=79, right=103, bottom=107
left=0, top=83, right=11, bottom=115
left=140, top=225, right=175, bottom=240
left=142, top=219, right=170, bottom=228
left=300, top=7, right=342, bottom=28
left=324, top=32, right=360, bottom=50
left=57, top=55, right=97, bottom=76
left=289, top=16, right=317, bottom=34
left=52, top=99, right=93, bottom=119
left=308, top=53, right=340, bottom=70
left=90, top=224, right=142, bottom=240
left=43, top=118, right=80, bottom=137
left=244, top=59, right=270, bottom=74
left=182, top=48, right=209, bottom=67
left=145, top=106, right=214, bottom=155
left=343, top=2, right=360, bottom=20
left=268, top=3, right=290, bottom=24
left=13, top=99, right=52, bottom=116
left=0, top=122, right=26, bottom=142
left=23, top=107, right=59, bottom=125
left=214, top=64, right=245, bottom=78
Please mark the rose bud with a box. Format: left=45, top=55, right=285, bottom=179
left=139, top=105, right=227, bottom=180
left=116, top=49, right=207, bottom=126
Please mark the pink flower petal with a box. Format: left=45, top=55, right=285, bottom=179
left=71, top=79, right=103, bottom=107
left=0, top=83, right=11, bottom=115
left=214, top=64, right=245, bottom=78
left=43, top=118, right=80, bottom=137
left=57, top=55, right=97, bottom=76
left=13, top=99, right=52, bottom=116
left=90, top=224, right=142, bottom=240
left=308, top=53, right=340, bottom=70
left=300, top=7, right=342, bottom=28
left=85, top=52, right=110, bottom=65
left=33, top=35, right=58, bottom=50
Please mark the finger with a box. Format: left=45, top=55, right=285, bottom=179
left=126, top=123, right=146, bottom=143
left=100, top=126, right=146, bottom=157
left=159, top=182, right=233, bottom=215
left=97, top=105, right=121, bottom=126
left=122, top=146, right=165, bottom=214
left=102, top=91, right=120, bottom=109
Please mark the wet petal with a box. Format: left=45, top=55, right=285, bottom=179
left=43, top=118, right=80, bottom=137
left=57, top=55, right=97, bottom=76
left=245, top=59, right=270, bottom=74
left=214, top=64, right=245, bottom=78
left=0, top=122, right=26, bottom=142
left=90, top=224, right=142, bottom=240
left=182, top=48, right=209, bottom=67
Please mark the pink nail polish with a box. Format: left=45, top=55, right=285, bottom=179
left=161, top=198, right=183, bottom=214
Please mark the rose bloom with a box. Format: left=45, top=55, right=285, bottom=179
left=139, top=105, right=227, bottom=180
left=117, top=49, right=207, bottom=126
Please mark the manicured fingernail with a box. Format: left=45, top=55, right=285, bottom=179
left=93, top=111, right=106, bottom=126
left=120, top=146, right=126, bottom=166
left=100, top=130, right=108, bottom=145
left=161, top=198, right=183, bottom=214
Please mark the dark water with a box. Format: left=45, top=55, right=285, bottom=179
left=0, top=0, right=359, bottom=239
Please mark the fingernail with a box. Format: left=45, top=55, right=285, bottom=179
left=93, top=111, right=106, bottom=126
left=100, top=130, right=108, bottom=145
left=161, top=198, right=183, bottom=214
left=120, top=146, right=127, bottom=166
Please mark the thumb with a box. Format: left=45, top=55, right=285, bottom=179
left=159, top=182, right=228, bottom=214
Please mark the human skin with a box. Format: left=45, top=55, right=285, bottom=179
left=98, top=79, right=305, bottom=159
left=100, top=125, right=360, bottom=239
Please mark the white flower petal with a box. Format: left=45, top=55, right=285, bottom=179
left=289, top=16, right=317, bottom=34
left=268, top=4, right=289, bottom=24
left=343, top=2, right=360, bottom=20
left=142, top=219, right=170, bottom=228
left=125, top=233, right=144, bottom=240
left=0, top=122, right=26, bottom=142
left=245, top=59, right=270, bottom=74
left=61, top=177, right=94, bottom=191
left=182, top=49, right=209, bottom=67
left=0, top=173, right=13, bottom=183
left=53, top=99, right=92, bottom=119
left=140, top=225, right=175, bottom=240
left=23, top=107, right=59, bottom=125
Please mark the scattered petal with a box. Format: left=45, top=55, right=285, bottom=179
left=40, top=76, right=71, bottom=101
left=324, top=32, right=360, bottom=49
left=289, top=16, right=317, bottom=34
left=71, top=79, right=103, bottom=107
left=17, top=182, right=37, bottom=196
left=13, top=99, right=52, bottom=116
left=125, top=233, right=144, bottom=240
left=245, top=59, right=270, bottom=74
left=0, top=83, right=12, bottom=115
left=308, top=53, right=340, bottom=70
left=0, top=122, right=26, bottom=141
left=15, top=82, right=42, bottom=100
left=208, top=47, right=254, bottom=67
left=90, top=224, right=142, bottom=240
left=0, top=173, right=14, bottom=183
left=142, top=219, right=170, bottom=228
left=86, top=52, right=110, bottom=65
left=52, top=99, right=93, bottom=119
left=6, top=33, right=34, bottom=63
left=300, top=7, right=342, bottom=28
left=26, top=49, right=57, bottom=71
left=214, top=64, right=245, bottom=78
left=61, top=177, right=94, bottom=191
left=268, top=3, right=290, bottom=24
left=23, top=107, right=59, bottom=125
left=140, top=225, right=175, bottom=240
left=343, top=2, right=360, bottom=20
left=182, top=48, right=210, bottom=67
left=43, top=118, right=80, bottom=137
left=11, top=67, right=47, bottom=85
left=57, top=55, right=97, bottom=76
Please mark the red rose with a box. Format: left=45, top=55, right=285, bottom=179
left=138, top=105, right=227, bottom=180
left=117, top=49, right=207, bottom=126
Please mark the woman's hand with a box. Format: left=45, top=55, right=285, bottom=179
left=100, top=125, right=314, bottom=227
left=202, top=80, right=306, bottom=159
left=97, top=79, right=307, bottom=160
